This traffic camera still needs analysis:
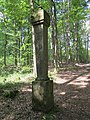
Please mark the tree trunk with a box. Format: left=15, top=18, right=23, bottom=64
left=67, top=0, right=71, bottom=64
left=14, top=22, right=18, bottom=66
left=72, top=22, right=77, bottom=64
left=86, top=34, right=89, bottom=63
left=27, top=27, right=30, bottom=65
left=50, top=3, right=55, bottom=67
left=50, top=0, right=60, bottom=71
left=53, top=0, right=60, bottom=70
left=4, top=34, right=7, bottom=66
left=76, top=22, right=80, bottom=63
left=18, top=30, right=22, bottom=65
left=15, top=40, right=18, bottom=66
left=30, top=0, right=37, bottom=76
left=62, top=0, right=67, bottom=64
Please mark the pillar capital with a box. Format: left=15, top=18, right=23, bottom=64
left=31, top=9, right=50, bottom=27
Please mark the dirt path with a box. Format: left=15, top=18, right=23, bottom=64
left=0, top=65, right=90, bottom=120
left=53, top=67, right=90, bottom=120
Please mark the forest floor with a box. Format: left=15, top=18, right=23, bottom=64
left=0, top=64, right=90, bottom=120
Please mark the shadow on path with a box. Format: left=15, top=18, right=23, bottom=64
left=53, top=69, right=90, bottom=120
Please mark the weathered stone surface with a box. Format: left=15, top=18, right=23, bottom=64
left=32, top=80, right=54, bottom=112
left=31, top=10, right=50, bottom=81
left=31, top=9, right=54, bottom=112
left=31, top=9, right=50, bottom=26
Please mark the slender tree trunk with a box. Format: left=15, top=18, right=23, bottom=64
left=4, top=34, right=7, bottom=66
left=14, top=22, right=18, bottom=66
left=53, top=0, right=60, bottom=70
left=27, top=27, right=30, bottom=65
left=86, top=34, right=89, bottom=63
left=30, top=0, right=37, bottom=76
left=18, top=30, right=22, bottom=65
left=62, top=0, right=67, bottom=64
left=59, top=40, right=62, bottom=65
left=76, top=22, right=80, bottom=63
left=67, top=0, right=71, bottom=64
left=50, top=4, right=55, bottom=67
left=73, top=22, right=77, bottom=64
left=15, top=40, right=18, bottom=66
left=50, top=0, right=60, bottom=71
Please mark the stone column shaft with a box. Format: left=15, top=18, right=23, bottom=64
left=31, top=9, right=54, bottom=112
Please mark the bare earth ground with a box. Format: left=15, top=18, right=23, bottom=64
left=0, top=64, right=90, bottom=120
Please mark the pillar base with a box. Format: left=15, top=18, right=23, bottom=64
left=32, top=80, right=54, bottom=112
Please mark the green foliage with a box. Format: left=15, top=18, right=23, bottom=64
left=0, top=66, right=33, bottom=92
left=0, top=0, right=32, bottom=66
left=56, top=0, right=90, bottom=64
left=21, top=66, right=31, bottom=74
left=0, top=0, right=90, bottom=69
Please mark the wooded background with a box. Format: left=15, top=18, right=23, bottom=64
left=0, top=0, right=90, bottom=71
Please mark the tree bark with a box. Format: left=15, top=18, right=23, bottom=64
left=4, top=34, right=7, bottom=66
left=53, top=0, right=60, bottom=70
left=14, top=22, right=18, bottom=66
left=67, top=0, right=71, bottom=64
left=50, top=0, right=60, bottom=71
left=30, top=0, right=37, bottom=76
left=50, top=2, right=55, bottom=67
left=86, top=34, right=89, bottom=63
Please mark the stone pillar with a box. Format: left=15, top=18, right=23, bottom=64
left=31, top=9, right=54, bottom=112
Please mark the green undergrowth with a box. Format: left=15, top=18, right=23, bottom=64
left=0, top=65, right=34, bottom=90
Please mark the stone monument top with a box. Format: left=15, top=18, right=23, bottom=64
left=31, top=9, right=50, bottom=26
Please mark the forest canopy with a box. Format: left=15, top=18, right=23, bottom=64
left=0, top=0, right=90, bottom=69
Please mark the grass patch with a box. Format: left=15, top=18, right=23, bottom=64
left=0, top=65, right=34, bottom=90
